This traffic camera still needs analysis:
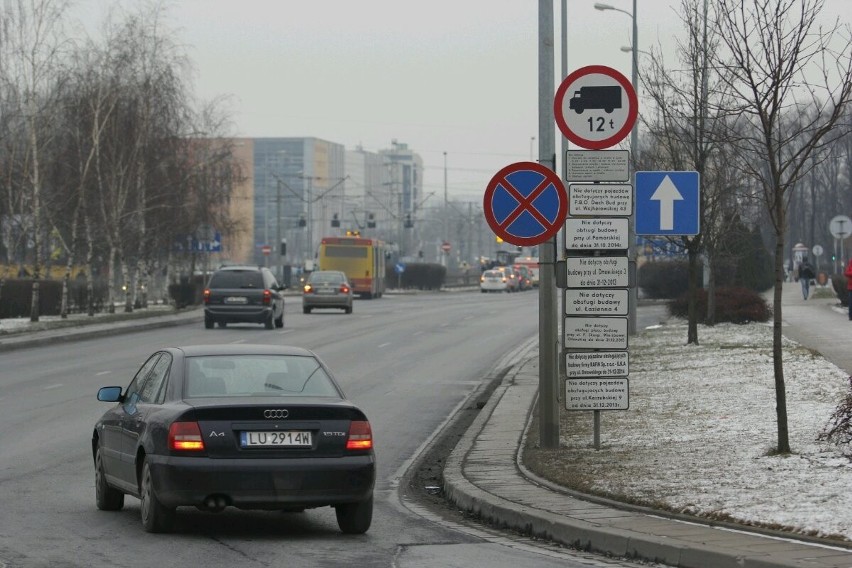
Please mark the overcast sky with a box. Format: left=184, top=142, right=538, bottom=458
left=79, top=1, right=850, bottom=202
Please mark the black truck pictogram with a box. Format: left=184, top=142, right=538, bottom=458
left=568, top=85, right=622, bottom=114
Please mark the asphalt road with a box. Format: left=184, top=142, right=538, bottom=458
left=0, top=291, right=655, bottom=568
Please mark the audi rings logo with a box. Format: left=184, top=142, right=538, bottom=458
left=263, top=409, right=289, bottom=419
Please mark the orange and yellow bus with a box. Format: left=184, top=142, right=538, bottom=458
left=318, top=236, right=386, bottom=299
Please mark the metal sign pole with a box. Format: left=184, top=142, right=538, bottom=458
left=539, top=0, right=559, bottom=449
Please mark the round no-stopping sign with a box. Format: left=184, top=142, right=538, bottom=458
left=554, top=65, right=638, bottom=150
left=483, top=162, right=567, bottom=246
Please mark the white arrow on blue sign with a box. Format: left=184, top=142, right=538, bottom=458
left=635, top=171, right=700, bottom=236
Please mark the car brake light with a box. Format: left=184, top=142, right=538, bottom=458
left=340, top=285, right=350, bottom=294
left=304, top=284, right=314, bottom=294
left=346, top=420, right=373, bottom=451
left=262, top=289, right=272, bottom=305
left=203, top=289, right=211, bottom=304
left=169, top=422, right=205, bottom=451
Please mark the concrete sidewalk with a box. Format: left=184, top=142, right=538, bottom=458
left=443, top=284, right=852, bottom=568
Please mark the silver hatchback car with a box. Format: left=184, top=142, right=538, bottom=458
left=303, top=270, right=354, bottom=314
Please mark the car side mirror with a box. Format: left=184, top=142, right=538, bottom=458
left=97, top=386, right=123, bottom=403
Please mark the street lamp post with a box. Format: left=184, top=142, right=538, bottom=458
left=595, top=0, right=638, bottom=336
left=276, top=179, right=282, bottom=280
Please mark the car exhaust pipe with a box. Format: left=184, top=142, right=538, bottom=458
left=202, top=495, right=228, bottom=512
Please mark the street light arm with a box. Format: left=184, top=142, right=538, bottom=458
left=594, top=3, right=632, bottom=18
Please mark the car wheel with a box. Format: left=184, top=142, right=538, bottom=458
left=140, top=459, right=174, bottom=533
left=217, top=321, right=227, bottom=328
left=335, top=495, right=372, bottom=534
left=204, top=316, right=214, bottom=330
left=303, top=307, right=311, bottom=314
left=95, top=447, right=124, bottom=511
left=345, top=305, right=352, bottom=314
left=275, top=312, right=284, bottom=328
left=264, top=312, right=274, bottom=329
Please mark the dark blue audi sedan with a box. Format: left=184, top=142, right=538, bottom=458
left=92, top=344, right=375, bottom=533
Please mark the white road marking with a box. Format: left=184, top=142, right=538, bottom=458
left=96, top=371, right=111, bottom=376
left=230, top=339, right=247, bottom=344
left=43, top=384, right=63, bottom=390
left=378, top=342, right=392, bottom=348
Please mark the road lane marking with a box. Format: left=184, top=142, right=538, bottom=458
left=230, top=339, right=247, bottom=344
left=378, top=342, right=392, bottom=348
left=43, top=384, right=63, bottom=390
left=96, top=371, right=111, bottom=376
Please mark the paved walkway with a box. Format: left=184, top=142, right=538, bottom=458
left=443, top=282, right=852, bottom=568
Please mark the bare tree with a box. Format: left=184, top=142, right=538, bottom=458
left=714, top=0, right=852, bottom=453
left=640, top=0, right=741, bottom=343
left=1, top=0, right=69, bottom=322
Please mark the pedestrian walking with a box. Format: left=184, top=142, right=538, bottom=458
left=798, top=257, right=815, bottom=300
left=845, top=258, right=852, bottom=320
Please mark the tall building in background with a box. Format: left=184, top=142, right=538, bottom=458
left=224, top=138, right=423, bottom=273
left=380, top=140, right=424, bottom=259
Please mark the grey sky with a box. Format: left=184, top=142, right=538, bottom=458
left=82, top=0, right=850, bottom=201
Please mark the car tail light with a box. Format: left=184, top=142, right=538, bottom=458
left=303, top=284, right=314, bottom=294
left=340, top=284, right=350, bottom=294
left=262, top=289, right=272, bottom=305
left=203, top=289, right=211, bottom=304
left=346, top=420, right=373, bottom=451
left=169, top=421, right=205, bottom=451
left=480, top=276, right=485, bottom=282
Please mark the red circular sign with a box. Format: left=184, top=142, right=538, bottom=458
left=554, top=65, right=638, bottom=150
left=483, top=161, right=567, bottom=247
left=441, top=242, right=451, bottom=252
left=261, top=245, right=271, bottom=255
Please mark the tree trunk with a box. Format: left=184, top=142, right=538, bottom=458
left=85, top=213, right=95, bottom=317
left=772, top=200, right=790, bottom=454
left=122, top=259, right=133, bottom=313
left=687, top=244, right=700, bottom=344
left=705, top=252, right=717, bottom=325
left=107, top=246, right=116, bottom=314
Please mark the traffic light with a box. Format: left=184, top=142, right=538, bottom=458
left=298, top=216, right=306, bottom=228
left=331, top=213, right=340, bottom=228
left=367, top=213, right=376, bottom=228
left=280, top=239, right=287, bottom=256
left=404, top=213, right=413, bottom=228
left=418, top=250, right=424, bottom=259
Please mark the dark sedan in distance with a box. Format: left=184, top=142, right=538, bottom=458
left=92, top=344, right=376, bottom=534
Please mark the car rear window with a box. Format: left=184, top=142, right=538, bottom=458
left=185, top=355, right=342, bottom=398
left=309, top=272, right=345, bottom=284
left=208, top=270, right=264, bottom=289
left=484, top=270, right=501, bottom=277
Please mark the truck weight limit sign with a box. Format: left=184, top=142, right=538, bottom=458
left=554, top=65, right=638, bottom=150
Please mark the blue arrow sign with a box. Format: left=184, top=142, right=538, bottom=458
left=635, top=171, right=700, bottom=236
